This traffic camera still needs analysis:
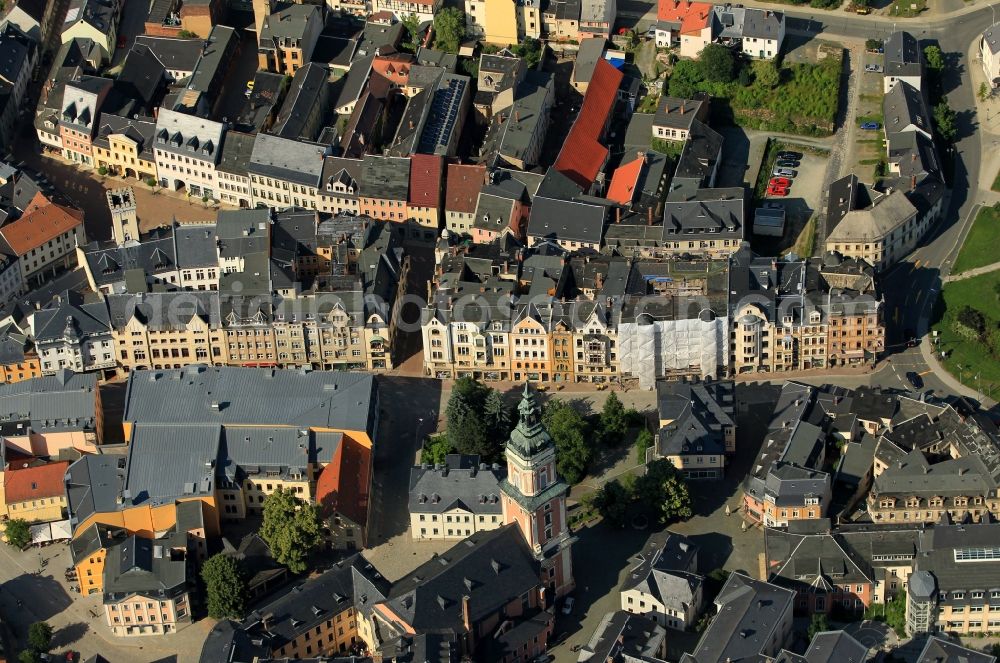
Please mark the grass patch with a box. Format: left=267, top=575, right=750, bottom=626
left=669, top=54, right=843, bottom=137
left=860, top=93, right=883, bottom=102
left=889, top=0, right=926, bottom=16
left=953, top=204, right=1000, bottom=274
left=992, top=167, right=1000, bottom=193
left=857, top=112, right=883, bottom=125
left=931, top=270, right=1000, bottom=398
left=753, top=138, right=779, bottom=203
left=651, top=138, right=685, bottom=158
left=785, top=215, right=817, bottom=258
left=858, top=158, right=881, bottom=165
left=637, top=93, right=660, bottom=114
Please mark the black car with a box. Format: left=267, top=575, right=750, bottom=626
left=777, top=159, right=800, bottom=168
left=906, top=371, right=923, bottom=389
left=777, top=151, right=802, bottom=160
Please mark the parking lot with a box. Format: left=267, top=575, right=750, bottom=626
left=754, top=144, right=829, bottom=256
left=846, top=49, right=888, bottom=180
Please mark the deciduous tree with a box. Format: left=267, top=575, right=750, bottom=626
left=635, top=460, right=692, bottom=524
left=27, top=622, right=52, bottom=653
left=752, top=59, right=779, bottom=89
left=600, top=392, right=628, bottom=444
left=260, top=487, right=322, bottom=574
left=543, top=400, right=593, bottom=484
left=593, top=479, right=630, bottom=527
left=698, top=44, right=736, bottom=83
left=933, top=98, right=958, bottom=142
left=433, top=8, right=466, bottom=54
left=201, top=553, right=248, bottom=620
left=4, top=519, right=29, bottom=549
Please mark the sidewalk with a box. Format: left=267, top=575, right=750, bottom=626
left=943, top=259, right=1000, bottom=281
left=720, top=0, right=987, bottom=24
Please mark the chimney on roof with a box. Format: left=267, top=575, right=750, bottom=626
left=409, top=120, right=414, bottom=130
left=515, top=110, right=520, bottom=123
left=680, top=100, right=685, bottom=115
left=911, top=175, right=916, bottom=191
left=461, top=595, right=472, bottom=633
left=647, top=207, right=654, bottom=226
left=615, top=207, right=620, bottom=224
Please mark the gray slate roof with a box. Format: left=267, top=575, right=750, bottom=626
left=408, top=454, right=504, bottom=515
left=248, top=133, right=326, bottom=187
left=122, top=365, right=377, bottom=434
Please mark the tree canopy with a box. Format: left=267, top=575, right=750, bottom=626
left=5, top=518, right=29, bottom=549
left=510, top=38, right=544, bottom=68
left=400, top=13, right=422, bottom=51
left=445, top=378, right=510, bottom=461
left=201, top=553, right=248, bottom=620
left=600, top=392, right=628, bottom=443
left=260, top=487, right=323, bottom=574
left=433, top=8, right=466, bottom=53
left=933, top=98, right=957, bottom=142
left=593, top=480, right=630, bottom=527
left=923, top=44, right=944, bottom=71
left=635, top=460, right=693, bottom=524
left=27, top=622, right=52, bottom=654
left=543, top=400, right=593, bottom=484
left=751, top=59, right=779, bottom=89
left=420, top=434, right=455, bottom=465
left=699, top=44, right=737, bottom=83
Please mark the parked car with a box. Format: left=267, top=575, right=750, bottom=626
left=856, top=6, right=870, bottom=14
left=776, top=159, right=800, bottom=168
left=766, top=185, right=789, bottom=197
left=777, top=151, right=802, bottom=160
left=769, top=177, right=791, bottom=188
left=773, top=168, right=797, bottom=178
left=562, top=597, right=576, bottom=615
left=906, top=371, right=924, bottom=389
left=864, top=63, right=882, bottom=72
left=860, top=121, right=880, bottom=130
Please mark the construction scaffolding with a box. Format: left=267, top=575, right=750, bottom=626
left=619, top=315, right=729, bottom=389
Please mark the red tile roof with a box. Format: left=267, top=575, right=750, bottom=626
left=1, top=192, right=84, bottom=257
left=408, top=153, right=443, bottom=208
left=657, top=0, right=712, bottom=34
left=554, top=59, right=623, bottom=189
left=606, top=156, right=645, bottom=205
left=315, top=437, right=371, bottom=529
left=372, top=53, right=413, bottom=87
left=445, top=163, right=486, bottom=214
left=4, top=460, right=70, bottom=504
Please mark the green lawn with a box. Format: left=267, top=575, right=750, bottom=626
left=889, top=0, right=926, bottom=16
left=952, top=205, right=1000, bottom=274
left=931, top=271, right=1000, bottom=398
left=992, top=167, right=1000, bottom=192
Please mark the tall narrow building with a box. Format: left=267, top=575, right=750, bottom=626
left=501, top=384, right=575, bottom=598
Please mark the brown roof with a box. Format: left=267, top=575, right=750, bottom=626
left=1, top=192, right=84, bottom=257
left=445, top=163, right=486, bottom=214
left=5, top=461, right=70, bottom=504
left=408, top=153, right=443, bottom=208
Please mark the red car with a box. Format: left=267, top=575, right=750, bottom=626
left=769, top=177, right=791, bottom=189
left=766, top=185, right=789, bottom=197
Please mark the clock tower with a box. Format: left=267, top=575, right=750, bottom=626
left=501, top=384, right=575, bottom=598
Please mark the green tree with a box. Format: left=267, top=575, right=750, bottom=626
left=600, top=392, right=628, bottom=444
left=26, top=622, right=52, bottom=653
left=698, top=44, right=736, bottom=83
left=593, top=479, right=631, bottom=527
left=400, top=13, right=421, bottom=51
left=510, top=38, right=544, bottom=68
left=201, top=553, right=248, bottom=620
left=752, top=59, right=779, bottom=89
left=420, top=434, right=455, bottom=465
left=178, top=30, right=198, bottom=39
left=667, top=60, right=704, bottom=98
left=957, top=305, right=986, bottom=336
left=260, top=487, right=322, bottom=574
left=923, top=44, right=944, bottom=71
left=445, top=377, right=496, bottom=458
left=933, top=98, right=958, bottom=142
left=635, top=427, right=653, bottom=464
left=543, top=400, right=593, bottom=484
left=5, top=518, right=29, bottom=549
left=484, top=389, right=511, bottom=445
left=18, top=651, right=41, bottom=663
left=145, top=176, right=157, bottom=192
left=433, top=8, right=466, bottom=54
left=980, top=81, right=991, bottom=102
left=97, top=166, right=108, bottom=176
left=635, top=460, right=692, bottom=524
left=807, top=612, right=829, bottom=639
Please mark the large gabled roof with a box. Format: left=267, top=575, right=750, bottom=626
left=553, top=59, right=622, bottom=189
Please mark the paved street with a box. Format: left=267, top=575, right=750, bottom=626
left=0, top=541, right=209, bottom=662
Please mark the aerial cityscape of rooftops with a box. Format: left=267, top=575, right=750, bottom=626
left=0, top=0, right=999, bottom=660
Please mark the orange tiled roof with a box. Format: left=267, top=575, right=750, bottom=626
left=373, top=53, right=413, bottom=86
left=554, top=59, right=623, bottom=189
left=657, top=0, right=712, bottom=34
left=445, top=163, right=486, bottom=214
left=606, top=156, right=645, bottom=205
left=408, top=154, right=443, bottom=208
left=1, top=192, right=84, bottom=257
left=315, top=438, right=371, bottom=528
left=5, top=461, right=70, bottom=504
